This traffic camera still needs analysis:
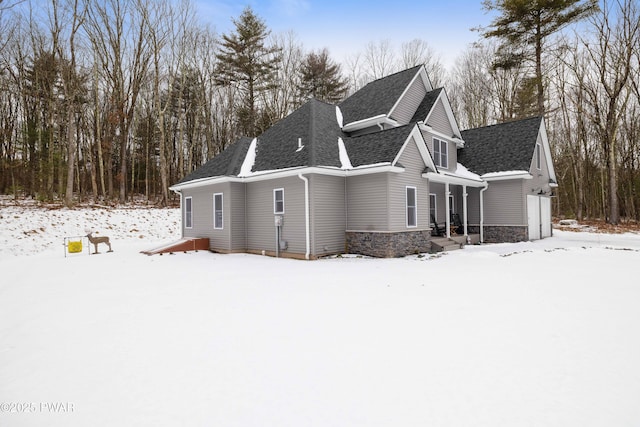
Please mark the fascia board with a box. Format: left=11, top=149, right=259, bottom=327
left=169, top=165, right=406, bottom=191
left=482, top=172, right=533, bottom=181
left=342, top=115, right=399, bottom=132
left=424, top=172, right=487, bottom=187
left=538, top=119, right=558, bottom=184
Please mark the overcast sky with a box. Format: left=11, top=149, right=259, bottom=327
left=196, top=0, right=497, bottom=70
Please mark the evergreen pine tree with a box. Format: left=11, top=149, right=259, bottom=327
left=297, top=48, right=349, bottom=104
left=481, top=0, right=598, bottom=116
left=215, top=7, right=280, bottom=137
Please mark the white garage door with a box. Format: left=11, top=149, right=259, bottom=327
left=527, top=195, right=552, bottom=240
left=527, top=195, right=541, bottom=240
left=540, top=196, right=552, bottom=238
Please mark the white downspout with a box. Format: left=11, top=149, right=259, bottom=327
left=463, top=185, right=468, bottom=236
left=480, top=183, right=488, bottom=243
left=298, top=174, right=310, bottom=260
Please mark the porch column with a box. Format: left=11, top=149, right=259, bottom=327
left=445, top=182, right=451, bottom=238
left=463, top=185, right=468, bottom=236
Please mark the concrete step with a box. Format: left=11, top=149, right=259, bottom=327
left=430, top=237, right=462, bottom=252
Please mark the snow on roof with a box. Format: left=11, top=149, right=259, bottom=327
left=481, top=170, right=530, bottom=179
left=454, top=163, right=482, bottom=181
left=338, top=138, right=353, bottom=170
left=336, top=106, right=343, bottom=128
left=239, top=138, right=257, bottom=177
left=351, top=162, right=392, bottom=170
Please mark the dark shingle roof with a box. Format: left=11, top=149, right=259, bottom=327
left=339, top=66, right=422, bottom=125
left=177, top=136, right=253, bottom=184
left=459, top=116, right=542, bottom=175
left=410, top=87, right=443, bottom=123
left=344, top=125, right=415, bottom=167
left=252, top=99, right=343, bottom=172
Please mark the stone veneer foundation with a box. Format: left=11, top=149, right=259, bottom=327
left=346, top=230, right=432, bottom=258
left=478, top=225, right=528, bottom=243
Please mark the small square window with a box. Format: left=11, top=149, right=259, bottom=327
left=274, top=188, right=284, bottom=214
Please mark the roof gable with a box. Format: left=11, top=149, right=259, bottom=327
left=392, top=125, right=438, bottom=173
left=339, top=66, right=423, bottom=125
left=459, top=116, right=544, bottom=175
left=388, top=67, right=432, bottom=124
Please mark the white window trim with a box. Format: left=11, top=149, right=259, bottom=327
left=429, top=193, right=437, bottom=222
left=433, top=137, right=448, bottom=169
left=273, top=188, right=285, bottom=214
left=213, top=193, right=223, bottom=230
left=184, top=196, right=193, bottom=229
left=536, top=142, right=542, bottom=170
left=406, top=186, right=417, bottom=228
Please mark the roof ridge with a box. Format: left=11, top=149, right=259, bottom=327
left=463, top=116, right=542, bottom=132
left=371, top=65, right=422, bottom=83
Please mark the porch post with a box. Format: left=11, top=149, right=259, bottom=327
left=463, top=185, right=468, bottom=236
left=445, top=182, right=451, bottom=238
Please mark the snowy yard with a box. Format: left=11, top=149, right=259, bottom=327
left=1, top=205, right=640, bottom=426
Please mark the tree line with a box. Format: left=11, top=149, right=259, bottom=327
left=0, top=0, right=639, bottom=224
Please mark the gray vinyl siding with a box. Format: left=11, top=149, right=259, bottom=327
left=229, top=182, right=246, bottom=251
left=309, top=174, right=346, bottom=256
left=181, top=183, right=231, bottom=251
left=388, top=138, right=429, bottom=231
left=390, top=76, right=427, bottom=124
left=426, top=99, right=454, bottom=137
left=483, top=179, right=526, bottom=225
left=246, top=177, right=306, bottom=255
left=346, top=173, right=389, bottom=231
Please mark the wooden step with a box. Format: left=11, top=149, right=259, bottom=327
left=141, top=238, right=210, bottom=255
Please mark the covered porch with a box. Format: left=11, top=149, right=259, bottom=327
left=424, top=168, right=488, bottom=243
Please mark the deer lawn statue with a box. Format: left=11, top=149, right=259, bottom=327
left=85, top=229, right=113, bottom=254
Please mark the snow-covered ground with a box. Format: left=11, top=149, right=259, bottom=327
left=1, top=205, right=640, bottom=426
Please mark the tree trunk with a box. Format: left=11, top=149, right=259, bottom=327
left=64, top=108, right=76, bottom=207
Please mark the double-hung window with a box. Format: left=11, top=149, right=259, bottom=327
left=274, top=188, right=284, bottom=214
left=184, top=196, right=193, bottom=229
left=433, top=137, right=448, bottom=169
left=406, top=186, right=417, bottom=228
left=213, top=193, right=223, bottom=229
